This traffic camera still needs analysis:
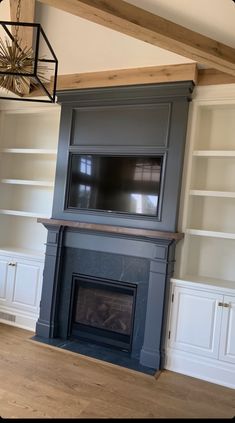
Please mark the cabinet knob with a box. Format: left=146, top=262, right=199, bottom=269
left=8, top=262, right=16, bottom=267
left=218, top=302, right=223, bottom=307
left=223, top=303, right=230, bottom=308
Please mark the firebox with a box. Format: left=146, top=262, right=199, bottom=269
left=69, top=275, right=137, bottom=351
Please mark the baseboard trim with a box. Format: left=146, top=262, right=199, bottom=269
left=0, top=305, right=37, bottom=331
left=165, top=348, right=235, bottom=389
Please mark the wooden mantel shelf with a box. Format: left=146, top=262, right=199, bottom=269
left=37, top=218, right=184, bottom=242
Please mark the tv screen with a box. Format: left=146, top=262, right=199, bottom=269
left=67, top=155, right=163, bottom=216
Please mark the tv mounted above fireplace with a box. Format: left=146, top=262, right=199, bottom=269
left=66, top=154, right=164, bottom=217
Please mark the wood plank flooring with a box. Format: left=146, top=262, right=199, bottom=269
left=0, top=323, right=234, bottom=418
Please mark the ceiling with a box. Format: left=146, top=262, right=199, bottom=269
left=127, top=0, right=235, bottom=48
left=0, top=0, right=235, bottom=75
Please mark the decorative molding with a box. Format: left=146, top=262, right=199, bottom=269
left=37, top=0, right=235, bottom=76
left=165, top=348, right=235, bottom=390
left=193, top=84, right=235, bottom=102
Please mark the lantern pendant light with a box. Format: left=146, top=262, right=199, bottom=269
left=0, top=0, right=58, bottom=102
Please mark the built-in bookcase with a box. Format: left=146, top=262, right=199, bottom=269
left=175, top=87, right=235, bottom=287
left=0, top=103, right=60, bottom=330
left=0, top=106, right=60, bottom=256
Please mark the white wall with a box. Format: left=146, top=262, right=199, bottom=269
left=35, top=3, right=192, bottom=75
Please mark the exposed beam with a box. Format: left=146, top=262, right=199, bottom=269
left=198, top=69, right=235, bottom=86
left=28, top=63, right=235, bottom=98
left=37, top=0, right=235, bottom=77
left=28, top=63, right=198, bottom=96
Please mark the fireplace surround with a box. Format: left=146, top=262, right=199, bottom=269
left=35, top=82, right=194, bottom=374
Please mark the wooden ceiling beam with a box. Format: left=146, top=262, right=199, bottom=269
left=198, top=69, right=235, bottom=86
left=28, top=64, right=235, bottom=98
left=37, top=0, right=235, bottom=77
left=28, top=63, right=198, bottom=96
left=55, top=63, right=198, bottom=91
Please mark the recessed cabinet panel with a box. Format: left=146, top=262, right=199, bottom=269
left=0, top=258, right=9, bottom=300
left=71, top=104, right=171, bottom=147
left=12, top=261, right=40, bottom=309
left=170, top=287, right=223, bottom=358
left=219, top=295, right=235, bottom=364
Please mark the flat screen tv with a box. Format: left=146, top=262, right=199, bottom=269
left=67, top=154, right=163, bottom=216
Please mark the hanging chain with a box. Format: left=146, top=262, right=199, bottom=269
left=15, top=0, right=21, bottom=41
left=16, top=0, right=21, bottom=22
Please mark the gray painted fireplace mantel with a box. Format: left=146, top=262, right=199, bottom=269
left=36, top=82, right=194, bottom=373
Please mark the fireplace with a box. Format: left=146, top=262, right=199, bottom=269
left=70, top=275, right=136, bottom=351
left=35, top=82, right=194, bottom=374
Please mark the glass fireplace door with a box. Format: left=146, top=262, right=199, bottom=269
left=70, top=276, right=137, bottom=351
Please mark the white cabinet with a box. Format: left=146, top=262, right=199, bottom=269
left=219, top=295, right=235, bottom=365
left=167, top=86, right=235, bottom=389
left=0, top=255, right=9, bottom=302
left=166, top=279, right=235, bottom=389
left=0, top=252, right=44, bottom=330
left=169, top=286, right=223, bottom=359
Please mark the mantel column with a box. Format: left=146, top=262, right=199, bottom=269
left=36, top=224, right=65, bottom=338
left=140, top=239, right=176, bottom=369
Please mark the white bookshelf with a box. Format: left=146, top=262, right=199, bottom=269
left=0, top=104, right=61, bottom=331
left=1, top=179, right=54, bottom=187
left=190, top=190, right=235, bottom=198
left=0, top=148, right=57, bottom=154
left=193, top=150, right=235, bottom=157
left=175, top=87, right=235, bottom=288
left=0, top=105, right=61, bottom=256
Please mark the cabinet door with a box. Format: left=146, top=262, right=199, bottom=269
left=10, top=258, right=43, bottom=313
left=219, top=295, right=235, bottom=364
left=169, top=286, right=223, bottom=359
left=0, top=255, right=11, bottom=302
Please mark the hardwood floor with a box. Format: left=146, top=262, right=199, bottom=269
left=0, top=323, right=234, bottom=419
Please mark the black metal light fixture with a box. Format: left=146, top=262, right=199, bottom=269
left=0, top=0, right=58, bottom=102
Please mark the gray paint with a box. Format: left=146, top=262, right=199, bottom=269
left=52, top=82, right=194, bottom=232
left=36, top=225, right=64, bottom=338
left=71, top=103, right=171, bottom=147
left=36, top=223, right=175, bottom=371
left=36, top=82, right=194, bottom=372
